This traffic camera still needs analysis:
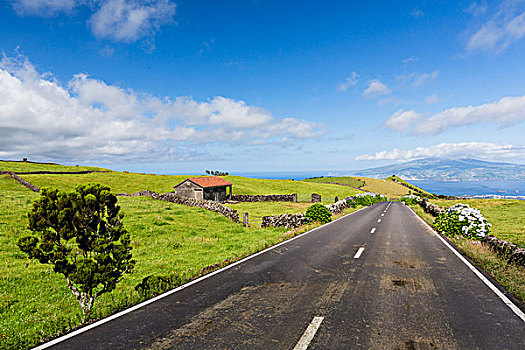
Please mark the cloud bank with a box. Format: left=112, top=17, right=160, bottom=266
left=355, top=142, right=525, bottom=162
left=0, top=55, right=322, bottom=162
left=385, top=95, right=525, bottom=134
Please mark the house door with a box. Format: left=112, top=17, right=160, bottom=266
left=214, top=192, right=219, bottom=201
left=195, top=189, right=203, bottom=200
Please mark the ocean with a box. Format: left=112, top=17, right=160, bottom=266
left=234, top=172, right=525, bottom=198
left=410, top=180, right=525, bottom=198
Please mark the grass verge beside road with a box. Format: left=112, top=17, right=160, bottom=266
left=410, top=204, right=525, bottom=306
left=0, top=172, right=358, bottom=349
left=430, top=198, right=525, bottom=247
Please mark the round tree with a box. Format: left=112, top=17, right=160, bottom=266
left=17, top=183, right=135, bottom=322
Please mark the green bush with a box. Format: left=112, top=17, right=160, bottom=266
left=434, top=203, right=491, bottom=240
left=305, top=203, right=332, bottom=224
left=349, top=192, right=387, bottom=206
left=400, top=194, right=421, bottom=206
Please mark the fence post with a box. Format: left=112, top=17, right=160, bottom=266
left=311, top=193, right=321, bottom=203
left=292, top=193, right=297, bottom=202
left=335, top=196, right=339, bottom=202
left=243, top=212, right=249, bottom=227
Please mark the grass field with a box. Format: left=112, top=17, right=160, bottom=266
left=303, top=176, right=365, bottom=188
left=355, top=177, right=411, bottom=198
left=385, top=175, right=434, bottom=197
left=0, top=162, right=363, bottom=349
left=303, top=176, right=413, bottom=199
left=0, top=174, right=301, bottom=349
left=430, top=198, right=525, bottom=247
left=19, top=173, right=361, bottom=203
left=0, top=161, right=107, bottom=173
left=410, top=204, right=525, bottom=305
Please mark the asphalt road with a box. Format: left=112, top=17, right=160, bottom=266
left=47, top=202, right=524, bottom=349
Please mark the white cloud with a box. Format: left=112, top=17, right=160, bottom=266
left=10, top=0, right=80, bottom=16
left=10, top=1, right=176, bottom=44
left=425, top=93, right=439, bottom=104
left=363, top=79, right=391, bottom=98
left=337, top=72, right=358, bottom=91
left=402, top=56, right=418, bottom=66
left=355, top=142, right=525, bottom=162
left=397, top=71, right=439, bottom=87
left=466, top=3, right=525, bottom=53
left=89, top=0, right=176, bottom=43
left=0, top=55, right=322, bottom=163
left=414, top=95, right=525, bottom=134
left=384, top=94, right=525, bottom=134
left=385, top=109, right=421, bottom=131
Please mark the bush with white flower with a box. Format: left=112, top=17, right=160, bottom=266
left=349, top=192, right=387, bottom=206
left=434, top=203, right=491, bottom=240
left=400, top=194, right=421, bottom=206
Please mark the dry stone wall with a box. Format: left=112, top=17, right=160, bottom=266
left=262, top=213, right=310, bottom=229
left=417, top=198, right=525, bottom=267
left=325, top=199, right=350, bottom=214
left=419, top=198, right=444, bottom=216
left=482, top=235, right=525, bottom=266
left=230, top=194, right=297, bottom=202
left=0, top=171, right=40, bottom=192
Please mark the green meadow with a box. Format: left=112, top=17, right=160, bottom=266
left=1, top=161, right=523, bottom=349
left=0, top=162, right=360, bottom=349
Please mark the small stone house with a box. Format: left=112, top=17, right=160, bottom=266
left=172, top=177, right=233, bottom=201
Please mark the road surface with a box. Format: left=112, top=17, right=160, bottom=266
left=45, top=202, right=524, bottom=349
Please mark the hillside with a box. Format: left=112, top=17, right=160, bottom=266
left=303, top=176, right=414, bottom=198
left=349, top=157, right=525, bottom=181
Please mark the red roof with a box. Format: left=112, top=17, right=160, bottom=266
left=180, top=176, right=232, bottom=188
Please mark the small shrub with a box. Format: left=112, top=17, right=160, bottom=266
left=434, top=203, right=491, bottom=240
left=305, top=203, right=332, bottom=224
left=349, top=192, right=387, bottom=206
left=400, top=194, right=421, bottom=206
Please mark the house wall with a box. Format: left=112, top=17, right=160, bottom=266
left=203, top=187, right=228, bottom=201
left=173, top=181, right=201, bottom=199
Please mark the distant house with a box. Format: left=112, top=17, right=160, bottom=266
left=172, top=177, right=233, bottom=201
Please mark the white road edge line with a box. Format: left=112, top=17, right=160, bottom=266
left=408, top=206, right=525, bottom=323
left=31, top=206, right=373, bottom=350
left=354, top=247, right=365, bottom=259
left=370, top=228, right=376, bottom=234
left=293, top=316, right=324, bottom=350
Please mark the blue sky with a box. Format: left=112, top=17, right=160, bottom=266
left=1, top=0, right=524, bottom=174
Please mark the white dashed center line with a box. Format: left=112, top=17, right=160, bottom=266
left=293, top=316, right=324, bottom=350
left=354, top=247, right=365, bottom=259
left=370, top=228, right=376, bottom=234
left=381, top=213, right=384, bottom=216
left=377, top=219, right=381, bottom=223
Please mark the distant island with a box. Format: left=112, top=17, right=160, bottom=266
left=348, top=158, right=525, bottom=181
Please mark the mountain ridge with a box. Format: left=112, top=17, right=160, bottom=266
left=348, top=158, right=525, bottom=181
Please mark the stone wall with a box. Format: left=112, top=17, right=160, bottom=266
left=230, top=194, right=297, bottom=202
left=0, top=171, right=40, bottom=192
left=482, top=235, right=525, bottom=266
left=417, top=198, right=525, bottom=267
left=419, top=198, right=444, bottom=216
left=261, top=213, right=310, bottom=229
left=325, top=199, right=350, bottom=214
